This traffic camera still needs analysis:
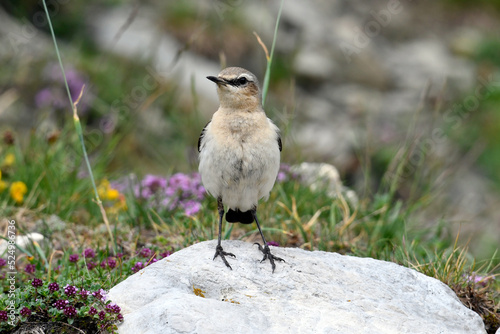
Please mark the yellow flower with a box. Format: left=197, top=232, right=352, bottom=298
left=0, top=170, right=7, bottom=193
left=97, top=179, right=110, bottom=199
left=98, top=179, right=122, bottom=202
left=106, top=188, right=120, bottom=201
left=3, top=153, right=15, bottom=167
left=10, top=181, right=28, bottom=204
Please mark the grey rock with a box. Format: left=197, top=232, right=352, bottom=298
left=291, top=162, right=358, bottom=207
left=35, top=214, right=67, bottom=232
left=293, top=48, right=337, bottom=81
left=109, top=240, right=485, bottom=334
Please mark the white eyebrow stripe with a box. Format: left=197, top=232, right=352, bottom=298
left=237, top=73, right=253, bottom=81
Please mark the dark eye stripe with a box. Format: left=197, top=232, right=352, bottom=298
left=227, top=77, right=251, bottom=86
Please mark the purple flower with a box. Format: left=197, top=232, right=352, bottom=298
left=141, top=175, right=168, bottom=198
left=268, top=241, right=280, bottom=247
left=127, top=173, right=206, bottom=213
left=0, top=258, right=6, bottom=267
left=88, top=307, right=98, bottom=315
left=160, top=251, right=174, bottom=259
left=98, top=310, right=106, bottom=320
left=464, top=273, right=494, bottom=287
left=69, top=254, right=79, bottom=263
left=40, top=63, right=90, bottom=113
left=53, top=299, right=69, bottom=310
left=86, top=261, right=98, bottom=270
left=63, top=306, right=77, bottom=318
left=20, top=307, right=32, bottom=317
left=117, top=313, right=124, bottom=321
left=34, top=88, right=62, bottom=109
left=105, top=303, right=121, bottom=314
left=169, top=173, right=191, bottom=192
left=92, top=289, right=107, bottom=302
left=31, top=278, right=43, bottom=288
left=277, top=163, right=297, bottom=182
left=160, top=251, right=173, bottom=258
left=48, top=282, right=60, bottom=292
left=25, top=264, right=36, bottom=274
left=0, top=310, right=7, bottom=321
left=64, top=285, right=78, bottom=296
left=277, top=171, right=287, bottom=182
left=131, top=261, right=145, bottom=273
left=80, top=289, right=90, bottom=299
left=107, top=258, right=117, bottom=269
left=83, top=248, right=96, bottom=259
left=182, top=200, right=202, bottom=216
left=139, top=248, right=153, bottom=258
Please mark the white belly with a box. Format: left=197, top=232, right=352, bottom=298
left=199, top=122, right=280, bottom=211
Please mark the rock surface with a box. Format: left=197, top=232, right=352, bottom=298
left=109, top=240, right=485, bottom=334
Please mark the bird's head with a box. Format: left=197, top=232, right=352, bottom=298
left=207, top=67, right=262, bottom=110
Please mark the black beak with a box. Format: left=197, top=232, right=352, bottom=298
left=207, top=76, right=226, bottom=85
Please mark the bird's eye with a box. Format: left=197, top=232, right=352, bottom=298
left=237, top=77, right=248, bottom=85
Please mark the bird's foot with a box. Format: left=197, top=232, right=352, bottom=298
left=254, top=243, right=285, bottom=273
left=213, top=244, right=236, bottom=270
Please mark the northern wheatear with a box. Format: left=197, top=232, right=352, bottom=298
left=198, top=67, right=284, bottom=272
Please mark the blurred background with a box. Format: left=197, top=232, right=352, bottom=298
left=0, top=0, right=499, bottom=260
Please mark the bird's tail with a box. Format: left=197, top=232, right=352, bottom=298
left=226, top=209, right=254, bottom=224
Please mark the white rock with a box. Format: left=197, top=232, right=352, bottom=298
left=0, top=233, right=44, bottom=255
left=109, top=240, right=485, bottom=334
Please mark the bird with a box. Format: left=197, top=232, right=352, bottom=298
left=198, top=66, right=284, bottom=273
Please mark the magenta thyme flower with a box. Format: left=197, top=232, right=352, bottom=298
left=48, top=282, right=60, bottom=292
left=53, top=299, right=69, bottom=310
left=131, top=261, right=145, bottom=273
left=69, top=254, right=79, bottom=263
left=64, top=306, right=77, bottom=318
left=160, top=251, right=173, bottom=258
left=139, top=248, right=153, bottom=258
left=31, top=278, right=43, bottom=288
left=0, top=258, right=6, bottom=267
left=83, top=248, right=96, bottom=258
left=25, top=264, right=36, bottom=274
left=92, top=289, right=107, bottom=302
left=20, top=307, right=32, bottom=317
left=98, top=310, right=106, bottom=321
left=107, top=258, right=117, bottom=269
left=105, top=303, right=121, bottom=314
left=88, top=307, right=98, bottom=315
left=0, top=310, right=8, bottom=321
left=182, top=200, right=202, bottom=216
left=80, top=289, right=90, bottom=299
left=64, top=285, right=78, bottom=296
left=123, top=172, right=206, bottom=215
left=268, top=241, right=280, bottom=247
left=86, top=261, right=98, bottom=270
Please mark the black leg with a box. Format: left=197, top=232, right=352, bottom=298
left=213, top=197, right=235, bottom=269
left=252, top=209, right=285, bottom=273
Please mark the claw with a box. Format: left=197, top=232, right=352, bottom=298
left=213, top=244, right=236, bottom=270
left=254, top=243, right=285, bottom=273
